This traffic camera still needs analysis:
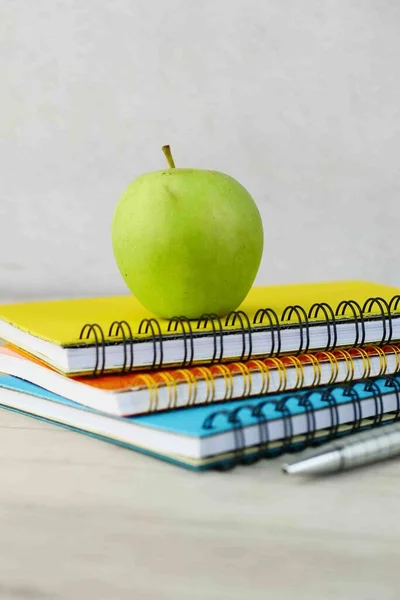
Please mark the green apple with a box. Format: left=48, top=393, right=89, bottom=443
left=111, top=146, right=263, bottom=319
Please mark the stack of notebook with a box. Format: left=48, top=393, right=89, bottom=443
left=1, top=279, right=400, bottom=470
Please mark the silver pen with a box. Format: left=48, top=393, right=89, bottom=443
left=282, top=422, right=400, bottom=476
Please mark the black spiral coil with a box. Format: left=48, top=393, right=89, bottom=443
left=197, top=313, right=225, bottom=364
left=201, top=375, right=400, bottom=470
left=167, top=317, right=195, bottom=368
left=78, top=293, right=400, bottom=375
left=79, top=323, right=106, bottom=376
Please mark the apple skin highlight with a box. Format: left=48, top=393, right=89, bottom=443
left=111, top=148, right=264, bottom=319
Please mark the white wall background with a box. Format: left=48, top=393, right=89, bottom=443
left=1, top=0, right=399, bottom=301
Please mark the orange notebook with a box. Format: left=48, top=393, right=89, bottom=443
left=0, top=280, right=399, bottom=375
left=1, top=343, right=399, bottom=416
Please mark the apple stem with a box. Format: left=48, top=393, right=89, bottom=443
left=162, top=145, right=176, bottom=169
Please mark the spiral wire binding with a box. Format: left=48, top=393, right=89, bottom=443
left=375, top=345, right=389, bottom=376
left=248, top=359, right=271, bottom=396
left=362, top=297, right=392, bottom=345
left=281, top=304, right=311, bottom=354
left=253, top=396, right=294, bottom=456
left=175, top=368, right=198, bottom=406
left=228, top=405, right=262, bottom=466
left=333, top=349, right=354, bottom=382
left=283, top=356, right=305, bottom=390
left=253, top=307, right=281, bottom=355
left=379, top=374, right=400, bottom=423
left=224, top=310, right=253, bottom=361
left=131, top=343, right=400, bottom=415
left=78, top=294, right=400, bottom=375
left=135, top=374, right=158, bottom=412
left=303, top=353, right=322, bottom=388
left=316, top=351, right=339, bottom=384
left=354, top=347, right=372, bottom=378
left=79, top=323, right=106, bottom=376
left=167, top=317, right=195, bottom=367
left=202, top=407, right=250, bottom=470
left=84, top=341, right=400, bottom=417
left=108, top=321, right=134, bottom=374
left=157, top=371, right=179, bottom=409
left=363, top=378, right=385, bottom=427
left=266, top=357, right=288, bottom=392
left=387, top=344, right=400, bottom=372
left=335, top=300, right=366, bottom=347
left=213, top=364, right=237, bottom=401
left=295, top=389, right=318, bottom=448
left=131, top=345, right=400, bottom=422
left=137, top=318, right=164, bottom=370
left=308, top=302, right=338, bottom=351
left=195, top=366, right=215, bottom=404
left=233, top=361, right=253, bottom=397
left=389, top=296, right=400, bottom=314
left=201, top=374, right=400, bottom=469
left=197, top=314, right=224, bottom=364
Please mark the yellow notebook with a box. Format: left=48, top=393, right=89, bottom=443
left=0, top=280, right=399, bottom=376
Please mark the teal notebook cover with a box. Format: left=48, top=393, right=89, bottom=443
left=0, top=374, right=399, bottom=470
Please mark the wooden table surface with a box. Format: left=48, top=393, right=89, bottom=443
left=1, top=334, right=400, bottom=600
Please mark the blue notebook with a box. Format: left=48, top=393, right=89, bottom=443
left=0, top=374, right=399, bottom=470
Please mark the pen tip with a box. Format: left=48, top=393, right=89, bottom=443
left=281, top=462, right=300, bottom=475
left=281, top=448, right=342, bottom=476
